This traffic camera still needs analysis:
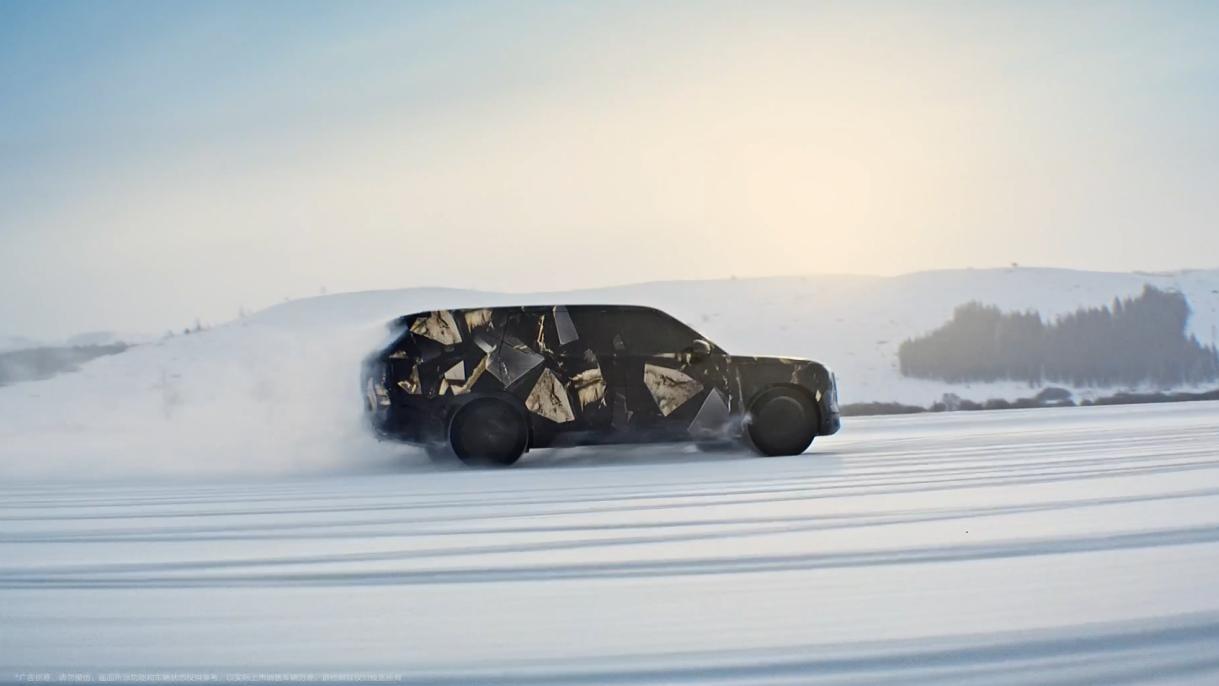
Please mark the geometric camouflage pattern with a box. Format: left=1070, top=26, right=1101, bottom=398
left=362, top=305, right=840, bottom=449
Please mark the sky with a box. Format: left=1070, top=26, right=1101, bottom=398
left=2, top=0, right=1219, bottom=339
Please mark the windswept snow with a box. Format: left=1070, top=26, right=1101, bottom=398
left=3, top=402, right=1219, bottom=683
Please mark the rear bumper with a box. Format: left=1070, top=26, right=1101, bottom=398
left=366, top=400, right=446, bottom=445
left=362, top=360, right=442, bottom=445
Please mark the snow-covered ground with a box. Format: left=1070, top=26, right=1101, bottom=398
left=3, top=269, right=1216, bottom=681
left=3, top=402, right=1218, bottom=683
left=2, top=267, right=1217, bottom=479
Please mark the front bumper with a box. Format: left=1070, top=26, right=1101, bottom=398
left=820, top=371, right=841, bottom=435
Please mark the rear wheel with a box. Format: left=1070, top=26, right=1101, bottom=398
left=745, top=387, right=818, bottom=456
left=448, top=398, right=528, bottom=467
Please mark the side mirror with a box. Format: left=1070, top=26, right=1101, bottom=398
left=689, top=339, right=712, bottom=361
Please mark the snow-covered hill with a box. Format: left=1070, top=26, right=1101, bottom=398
left=245, top=266, right=1219, bottom=403
left=1, top=267, right=1216, bottom=477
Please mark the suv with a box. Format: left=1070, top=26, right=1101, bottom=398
left=362, top=305, right=840, bottom=466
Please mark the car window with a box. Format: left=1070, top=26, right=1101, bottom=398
left=563, top=306, right=622, bottom=356
left=616, top=308, right=707, bottom=355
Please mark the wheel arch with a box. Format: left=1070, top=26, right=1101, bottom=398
left=747, top=383, right=821, bottom=429
left=444, top=391, right=534, bottom=452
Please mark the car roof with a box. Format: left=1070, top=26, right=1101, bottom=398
left=390, top=304, right=667, bottom=326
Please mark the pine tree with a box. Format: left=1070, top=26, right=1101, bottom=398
left=898, top=286, right=1217, bottom=387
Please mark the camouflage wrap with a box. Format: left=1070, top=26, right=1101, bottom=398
left=362, top=305, right=840, bottom=448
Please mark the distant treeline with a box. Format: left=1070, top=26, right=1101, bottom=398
left=0, top=344, right=129, bottom=386
left=898, top=286, right=1219, bottom=386
left=840, top=387, right=1219, bottom=417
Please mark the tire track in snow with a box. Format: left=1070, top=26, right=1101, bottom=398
left=2, top=401, right=1219, bottom=683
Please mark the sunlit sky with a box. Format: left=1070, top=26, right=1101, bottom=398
left=3, top=1, right=1219, bottom=338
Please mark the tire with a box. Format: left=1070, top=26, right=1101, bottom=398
left=745, top=387, right=818, bottom=456
left=448, top=397, right=529, bottom=467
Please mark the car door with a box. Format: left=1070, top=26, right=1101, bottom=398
left=612, top=308, right=733, bottom=441
left=526, top=305, right=620, bottom=440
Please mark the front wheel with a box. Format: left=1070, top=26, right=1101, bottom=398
left=448, top=397, right=529, bottom=467
left=745, top=387, right=818, bottom=456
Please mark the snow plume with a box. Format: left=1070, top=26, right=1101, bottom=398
left=0, top=287, right=531, bottom=479
left=0, top=318, right=409, bottom=479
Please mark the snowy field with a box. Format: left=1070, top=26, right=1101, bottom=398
left=3, top=401, right=1218, bottom=684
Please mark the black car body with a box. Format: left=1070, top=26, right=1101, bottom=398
left=362, top=305, right=840, bottom=465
